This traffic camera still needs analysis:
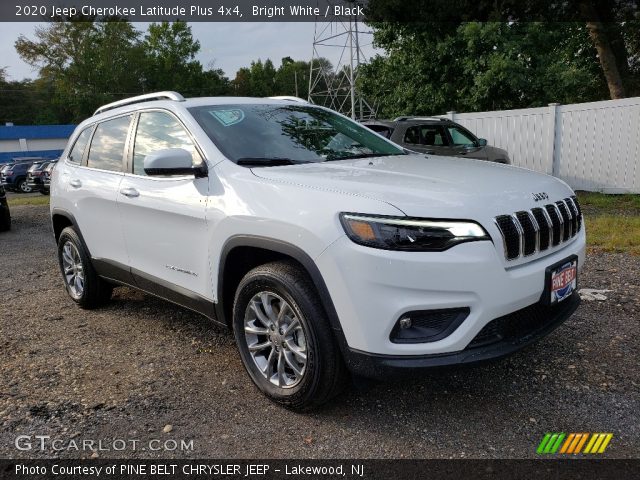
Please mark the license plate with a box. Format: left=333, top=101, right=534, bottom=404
left=549, top=259, right=578, bottom=304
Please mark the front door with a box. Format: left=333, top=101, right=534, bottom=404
left=445, top=124, right=488, bottom=161
left=117, top=110, right=211, bottom=303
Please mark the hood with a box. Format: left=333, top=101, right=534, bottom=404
left=251, top=154, right=573, bottom=218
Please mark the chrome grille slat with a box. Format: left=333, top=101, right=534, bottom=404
left=556, top=201, right=572, bottom=241
left=527, top=210, right=541, bottom=253
left=511, top=214, right=526, bottom=257
left=494, top=197, right=582, bottom=261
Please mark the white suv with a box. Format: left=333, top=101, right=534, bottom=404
left=51, top=92, right=585, bottom=410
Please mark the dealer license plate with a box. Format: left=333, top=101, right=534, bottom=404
left=550, top=259, right=578, bottom=304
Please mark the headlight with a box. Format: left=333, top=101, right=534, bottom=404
left=339, top=213, right=490, bottom=251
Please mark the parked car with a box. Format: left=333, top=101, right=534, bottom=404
left=26, top=161, right=52, bottom=194
left=0, top=185, right=10, bottom=231
left=362, top=117, right=511, bottom=164
left=1, top=157, right=47, bottom=193
left=51, top=92, right=584, bottom=410
left=40, top=160, right=57, bottom=195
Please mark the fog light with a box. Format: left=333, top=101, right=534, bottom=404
left=399, top=317, right=412, bottom=329
left=390, top=308, right=470, bottom=344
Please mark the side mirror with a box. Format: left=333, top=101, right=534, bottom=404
left=143, top=148, right=206, bottom=177
left=476, top=138, right=488, bottom=147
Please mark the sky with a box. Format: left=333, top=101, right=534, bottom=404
left=0, top=22, right=380, bottom=82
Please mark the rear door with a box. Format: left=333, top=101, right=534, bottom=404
left=65, top=115, right=132, bottom=272
left=117, top=109, right=210, bottom=300
left=398, top=124, right=452, bottom=156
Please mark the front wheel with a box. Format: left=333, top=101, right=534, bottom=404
left=57, top=227, right=113, bottom=308
left=232, top=261, right=347, bottom=411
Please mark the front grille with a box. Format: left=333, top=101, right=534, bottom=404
left=468, top=294, right=577, bottom=348
left=495, top=197, right=581, bottom=261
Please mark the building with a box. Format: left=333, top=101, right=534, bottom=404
left=0, top=124, right=75, bottom=164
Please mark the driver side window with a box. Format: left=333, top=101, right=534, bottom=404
left=133, top=111, right=202, bottom=176
left=447, top=126, right=476, bottom=146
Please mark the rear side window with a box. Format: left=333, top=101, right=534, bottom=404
left=404, top=125, right=447, bottom=146
left=366, top=125, right=394, bottom=139
left=68, top=128, right=93, bottom=164
left=87, top=115, right=132, bottom=172
left=132, top=111, right=202, bottom=176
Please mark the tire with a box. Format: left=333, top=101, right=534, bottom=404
left=40, top=189, right=49, bottom=196
left=232, top=261, right=348, bottom=411
left=57, top=226, right=112, bottom=308
left=17, top=179, right=32, bottom=193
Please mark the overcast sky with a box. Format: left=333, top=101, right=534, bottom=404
left=1, top=22, right=380, bottom=81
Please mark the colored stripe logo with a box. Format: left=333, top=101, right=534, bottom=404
left=537, top=433, right=613, bottom=454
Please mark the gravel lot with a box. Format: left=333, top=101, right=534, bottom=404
left=1, top=204, right=638, bottom=459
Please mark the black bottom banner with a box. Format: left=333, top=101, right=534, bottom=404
left=1, top=459, right=638, bottom=480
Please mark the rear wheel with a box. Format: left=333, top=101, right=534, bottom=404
left=232, top=261, right=348, bottom=411
left=57, top=227, right=112, bottom=308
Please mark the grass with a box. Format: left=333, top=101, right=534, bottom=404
left=576, top=192, right=640, bottom=255
left=577, top=191, right=640, bottom=214
left=7, top=195, right=50, bottom=206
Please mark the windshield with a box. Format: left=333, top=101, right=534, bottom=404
left=188, top=104, right=404, bottom=165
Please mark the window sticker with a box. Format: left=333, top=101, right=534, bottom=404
left=210, top=109, right=245, bottom=126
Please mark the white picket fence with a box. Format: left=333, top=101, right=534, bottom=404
left=442, top=97, right=640, bottom=193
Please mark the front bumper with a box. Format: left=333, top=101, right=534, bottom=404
left=339, top=292, right=579, bottom=378
left=315, top=228, right=586, bottom=358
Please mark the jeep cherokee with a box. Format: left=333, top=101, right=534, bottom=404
left=51, top=92, right=585, bottom=410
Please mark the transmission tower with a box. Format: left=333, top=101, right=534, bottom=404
left=308, top=3, right=376, bottom=120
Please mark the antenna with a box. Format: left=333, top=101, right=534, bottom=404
left=308, top=1, right=375, bottom=120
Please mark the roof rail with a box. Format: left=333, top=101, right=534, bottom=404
left=393, top=116, right=447, bottom=122
left=268, top=96, right=309, bottom=103
left=93, top=91, right=185, bottom=116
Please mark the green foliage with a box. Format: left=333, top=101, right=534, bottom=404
left=12, top=18, right=229, bottom=124
left=231, top=57, right=311, bottom=98
left=360, top=21, right=612, bottom=117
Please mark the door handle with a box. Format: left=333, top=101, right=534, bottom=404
left=120, top=187, right=139, bottom=198
left=69, top=179, right=82, bottom=188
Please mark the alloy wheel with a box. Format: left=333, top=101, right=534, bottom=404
left=61, top=241, right=84, bottom=297
left=243, top=291, right=308, bottom=388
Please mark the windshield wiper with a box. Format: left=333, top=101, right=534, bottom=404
left=236, top=157, right=301, bottom=167
left=325, top=152, right=403, bottom=161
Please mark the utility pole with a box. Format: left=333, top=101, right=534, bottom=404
left=308, top=1, right=375, bottom=120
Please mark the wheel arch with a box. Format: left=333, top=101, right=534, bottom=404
left=216, top=236, right=343, bottom=334
left=51, top=208, right=92, bottom=257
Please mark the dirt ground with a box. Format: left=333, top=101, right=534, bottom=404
left=1, top=204, right=638, bottom=459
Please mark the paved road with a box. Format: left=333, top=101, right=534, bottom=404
left=1, top=205, right=638, bottom=459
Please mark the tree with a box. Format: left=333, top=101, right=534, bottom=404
left=15, top=16, right=145, bottom=122
left=14, top=19, right=230, bottom=123
left=274, top=57, right=309, bottom=97
left=232, top=67, right=252, bottom=95
left=363, top=0, right=639, bottom=107
left=249, top=59, right=277, bottom=97
left=358, top=21, right=612, bottom=117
